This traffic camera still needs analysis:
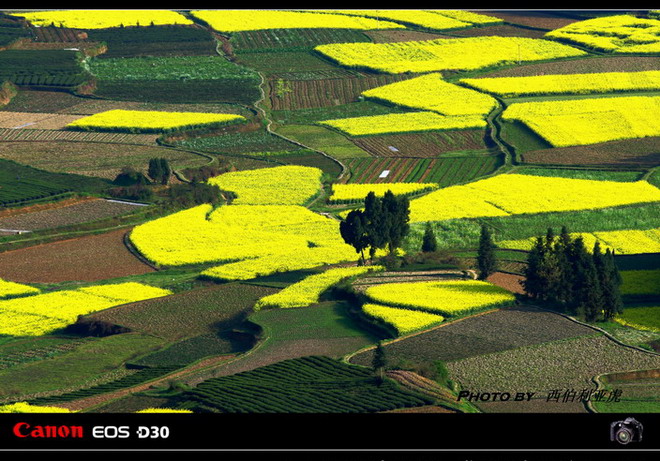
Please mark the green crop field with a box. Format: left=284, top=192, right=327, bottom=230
left=0, top=9, right=658, bottom=424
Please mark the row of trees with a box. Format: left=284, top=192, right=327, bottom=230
left=522, top=227, right=623, bottom=322
left=340, top=191, right=410, bottom=265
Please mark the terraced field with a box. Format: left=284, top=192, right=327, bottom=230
left=0, top=9, right=658, bottom=422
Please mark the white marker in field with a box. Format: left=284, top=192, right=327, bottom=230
left=379, top=170, right=390, bottom=178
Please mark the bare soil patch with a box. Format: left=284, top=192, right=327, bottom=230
left=0, top=111, right=84, bottom=130
left=487, top=272, right=526, bottom=295
left=0, top=227, right=154, bottom=283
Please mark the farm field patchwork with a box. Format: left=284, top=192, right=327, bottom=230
left=498, top=227, right=660, bottom=255
left=363, top=279, right=516, bottom=317
left=1, top=9, right=659, bottom=417
left=520, top=137, right=660, bottom=167
left=329, top=183, right=438, bottom=203
left=255, top=266, right=382, bottom=310
left=0, top=111, right=84, bottom=130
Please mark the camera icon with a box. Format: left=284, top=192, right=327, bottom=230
left=610, top=417, right=643, bottom=445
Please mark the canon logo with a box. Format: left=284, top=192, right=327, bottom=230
left=13, top=422, right=84, bottom=439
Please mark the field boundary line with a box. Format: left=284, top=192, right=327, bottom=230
left=253, top=71, right=348, bottom=182
left=343, top=306, right=502, bottom=365
left=527, top=303, right=660, bottom=358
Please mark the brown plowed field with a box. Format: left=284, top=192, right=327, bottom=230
left=0, top=111, right=84, bottom=130
left=0, top=141, right=209, bottom=179
left=0, top=199, right=140, bottom=231
left=481, top=56, right=660, bottom=78
left=269, top=74, right=414, bottom=110
left=0, top=228, right=154, bottom=283
left=481, top=11, right=581, bottom=30
left=487, top=272, right=526, bottom=295
left=521, top=137, right=660, bottom=167
left=352, top=130, right=487, bottom=157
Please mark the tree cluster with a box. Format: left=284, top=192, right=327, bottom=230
left=148, top=157, right=172, bottom=185
left=340, top=191, right=410, bottom=264
left=522, top=227, right=623, bottom=322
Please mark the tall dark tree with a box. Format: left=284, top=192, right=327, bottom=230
left=477, top=224, right=497, bottom=280
left=147, top=158, right=163, bottom=183
left=598, top=247, right=624, bottom=320
left=382, top=190, right=410, bottom=254
left=372, top=341, right=387, bottom=382
left=340, top=209, right=370, bottom=265
left=521, top=236, right=546, bottom=299
left=571, top=237, right=603, bottom=321
left=421, top=222, right=437, bottom=253
left=363, top=192, right=388, bottom=260
left=159, top=158, right=172, bottom=185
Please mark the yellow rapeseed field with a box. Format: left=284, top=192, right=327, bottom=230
left=329, top=183, right=439, bottom=203
left=499, top=228, right=660, bottom=255
left=319, top=112, right=486, bottom=136
left=409, top=174, right=660, bottom=223
left=0, top=278, right=40, bottom=299
left=67, top=110, right=245, bottom=133
left=362, top=303, right=445, bottom=335
left=208, top=165, right=322, bottom=205
left=189, top=10, right=404, bottom=33
left=460, top=70, right=660, bottom=97
left=365, top=280, right=516, bottom=316
left=315, top=37, right=586, bottom=74
left=255, top=266, right=383, bottom=310
left=13, top=10, right=193, bottom=28
left=502, top=96, right=660, bottom=147
left=545, top=14, right=660, bottom=53
left=363, top=73, right=498, bottom=117
left=0, top=283, right=172, bottom=336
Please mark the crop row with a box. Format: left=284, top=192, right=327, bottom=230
left=12, top=10, right=193, bottom=29
left=28, top=366, right=181, bottom=405
left=179, top=356, right=433, bottom=413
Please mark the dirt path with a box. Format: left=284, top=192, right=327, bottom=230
left=54, top=354, right=236, bottom=412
